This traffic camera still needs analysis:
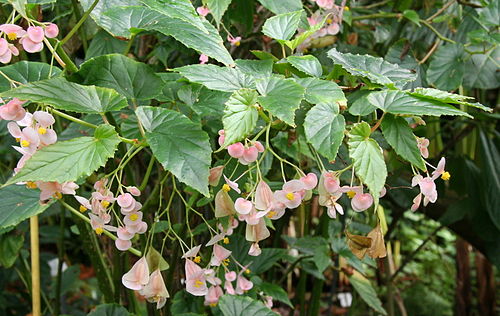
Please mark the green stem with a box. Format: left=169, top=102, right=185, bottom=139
left=419, top=20, right=456, bottom=44
left=51, top=108, right=98, bottom=128
left=61, top=0, right=100, bottom=46
left=352, top=12, right=400, bottom=20
left=139, top=155, right=156, bottom=191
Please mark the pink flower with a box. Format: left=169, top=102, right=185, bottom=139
left=20, top=36, right=43, bottom=53
left=206, top=232, right=226, bottom=246
left=319, top=191, right=344, bottom=219
left=27, top=26, right=44, bottom=42
left=185, top=259, right=208, bottom=296
left=0, top=24, right=26, bottom=40
left=322, top=172, right=340, bottom=193
left=122, top=257, right=150, bottom=290
left=274, top=180, right=305, bottom=209
left=351, top=193, right=373, bottom=212
left=126, top=186, right=141, bottom=196
left=196, top=6, right=210, bottom=17
left=224, top=280, right=235, bottom=294
left=326, top=23, right=340, bottom=35
left=44, top=23, right=59, bottom=38
left=264, top=296, right=273, bottom=308
left=75, top=195, right=92, bottom=212
left=227, top=142, right=244, bottom=158
left=248, top=242, right=261, bottom=256
left=115, top=238, right=132, bottom=251
left=223, top=175, right=241, bottom=193
left=0, top=98, right=26, bottom=121
left=210, top=244, right=231, bottom=266
left=8, top=123, right=39, bottom=153
left=225, top=271, right=237, bottom=282
left=218, top=129, right=225, bottom=146
left=235, top=275, right=253, bottom=294
left=239, top=146, right=258, bottom=165
left=316, top=0, right=334, bottom=9
left=33, top=111, right=57, bottom=146
left=209, top=166, right=224, bottom=187
left=140, top=269, right=169, bottom=309
left=245, top=218, right=270, bottom=242
left=227, top=35, right=241, bottom=47
left=255, top=181, right=273, bottom=211
left=38, top=181, right=78, bottom=201
left=204, top=285, right=223, bottom=306
left=89, top=213, right=117, bottom=235
left=117, top=226, right=135, bottom=240
left=417, top=137, right=429, bottom=158
left=199, top=54, right=208, bottom=64
left=300, top=173, right=318, bottom=190
left=0, top=38, right=17, bottom=64
left=411, top=175, right=438, bottom=211
left=307, top=16, right=319, bottom=26
left=235, top=198, right=253, bottom=215
left=117, top=193, right=137, bottom=213
left=182, top=245, right=202, bottom=259
left=431, top=157, right=449, bottom=180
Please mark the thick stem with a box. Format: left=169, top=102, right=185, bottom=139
left=30, top=216, right=41, bottom=316
left=61, top=0, right=100, bottom=46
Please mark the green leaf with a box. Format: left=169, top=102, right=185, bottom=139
left=175, top=64, right=254, bottom=92
left=136, top=106, right=211, bottom=196
left=0, top=61, right=61, bottom=93
left=367, top=90, right=471, bottom=118
left=348, top=122, right=387, bottom=200
left=478, top=130, right=500, bottom=231
left=1, top=77, right=128, bottom=114
left=403, top=9, right=420, bottom=26
left=427, top=43, right=465, bottom=91
left=190, top=87, right=231, bottom=118
left=304, top=102, right=345, bottom=161
left=207, top=0, right=232, bottom=25
left=385, top=39, right=424, bottom=89
left=4, top=125, right=121, bottom=186
left=72, top=54, right=163, bottom=99
left=327, top=48, right=417, bottom=88
left=262, top=10, right=303, bottom=42
left=285, top=15, right=326, bottom=50
left=94, top=5, right=159, bottom=38
left=463, top=46, right=500, bottom=90
left=348, top=91, right=377, bottom=116
left=256, top=0, right=302, bottom=14
left=142, top=0, right=208, bottom=33
left=219, top=295, right=278, bottom=316
left=381, top=114, right=425, bottom=170
left=349, top=272, right=387, bottom=315
left=287, top=55, right=322, bottom=77
left=0, top=233, right=24, bottom=268
left=478, top=0, right=499, bottom=27
left=259, top=282, right=293, bottom=308
left=408, top=88, right=491, bottom=112
left=295, top=78, right=346, bottom=105
left=146, top=248, right=169, bottom=271
left=256, top=76, right=304, bottom=126
left=222, top=89, right=259, bottom=145
left=85, top=31, right=128, bottom=60
left=87, top=303, right=132, bottom=316
left=0, top=186, right=53, bottom=229
left=235, top=59, right=274, bottom=79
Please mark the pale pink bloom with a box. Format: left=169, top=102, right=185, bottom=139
left=224, top=280, right=235, bottom=294
left=199, top=54, right=208, bottom=64
left=227, top=142, right=244, bottom=158
left=27, top=26, right=44, bottom=42
left=117, top=193, right=137, bottom=213
left=204, top=269, right=222, bottom=286
left=122, top=257, right=150, bottom=290
left=218, top=218, right=239, bottom=236
left=44, top=23, right=59, bottom=38
left=0, top=98, right=26, bottom=121
left=264, top=296, right=273, bottom=308
left=0, top=24, right=26, bottom=40
left=307, top=16, right=319, bottom=26
left=321, top=193, right=344, bottom=219
left=115, top=238, right=132, bottom=251
left=301, top=173, right=318, bottom=190
left=38, top=181, right=78, bottom=201
left=411, top=175, right=438, bottom=210
left=316, top=0, right=334, bottom=9
left=266, top=203, right=286, bottom=220
left=127, top=221, right=148, bottom=234
left=380, top=186, right=387, bottom=198
left=323, top=172, right=340, bottom=193
left=0, top=44, right=18, bottom=63
left=17, top=112, right=33, bottom=127
left=274, top=180, right=305, bottom=209
left=182, top=245, right=202, bottom=259
left=33, top=111, right=57, bottom=146
left=239, top=146, right=258, bottom=165
left=206, top=233, right=226, bottom=246
left=255, top=181, right=273, bottom=211
left=204, top=286, right=223, bottom=306
left=339, top=185, right=363, bottom=195
left=225, top=271, right=237, bottom=282
left=89, top=213, right=117, bottom=234
left=417, top=137, right=429, bottom=158
left=8, top=123, right=39, bottom=154
left=20, top=37, right=43, bottom=53
left=218, top=129, right=225, bottom=146
left=209, top=166, right=224, bottom=186
left=140, top=269, right=169, bottom=309
left=235, top=275, right=253, bottom=294
left=227, top=35, right=241, bottom=47
left=235, top=198, right=253, bottom=215
left=0, top=38, right=10, bottom=63
left=185, top=259, right=208, bottom=296
left=196, top=6, right=210, bottom=17
left=14, top=152, right=32, bottom=173
left=223, top=175, right=241, bottom=193
left=411, top=193, right=422, bottom=212
left=239, top=208, right=267, bottom=225
left=326, top=23, right=340, bottom=35
left=124, top=211, right=143, bottom=226
left=210, top=244, right=231, bottom=266
left=117, top=226, right=135, bottom=240
left=248, top=242, right=261, bottom=256
left=94, top=178, right=108, bottom=192
left=126, top=186, right=141, bottom=196
left=245, top=218, right=270, bottom=242
left=75, top=195, right=92, bottom=210
left=351, top=193, right=373, bottom=212
left=431, top=157, right=446, bottom=180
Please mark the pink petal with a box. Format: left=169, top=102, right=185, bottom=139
left=115, top=238, right=132, bottom=251
left=27, top=26, right=44, bottom=42
left=255, top=181, right=273, bottom=211
left=21, top=37, right=43, bottom=53
left=283, top=179, right=304, bottom=193
left=33, top=111, right=55, bottom=126
left=227, top=142, right=244, bottom=158
left=301, top=172, right=318, bottom=190
left=235, top=198, right=253, bottom=215
left=241, top=146, right=258, bottom=163
left=44, top=23, right=59, bottom=38
left=351, top=193, right=373, bottom=212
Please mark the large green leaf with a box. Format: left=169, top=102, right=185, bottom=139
left=348, top=122, right=387, bottom=201
left=478, top=0, right=499, bottom=27
left=85, top=31, right=128, bottom=60
left=407, top=88, right=491, bottom=112
left=381, top=114, right=425, bottom=170
left=141, top=0, right=207, bottom=33
left=295, top=78, right=346, bottom=105
left=385, top=39, right=425, bottom=89
left=285, top=15, right=326, bottom=50
left=190, top=87, right=231, bottom=118
left=207, top=0, right=232, bottom=25
left=348, top=91, right=376, bottom=116
left=218, top=295, right=278, bottom=316
left=427, top=43, right=465, bottom=91
left=72, top=54, right=163, bottom=99
left=4, top=125, right=121, bottom=186
left=256, top=0, right=302, bottom=14
left=304, top=102, right=345, bottom=161
left=136, top=106, right=211, bottom=196
left=95, top=5, right=159, bottom=38
left=259, top=282, right=293, bottom=308
left=1, top=77, right=128, bottom=114
left=256, top=76, right=304, bottom=126
left=463, top=46, right=500, bottom=90
left=235, top=59, right=274, bottom=79
left=222, top=89, right=259, bottom=146
left=0, top=186, right=53, bottom=229
left=327, top=48, right=417, bottom=88
left=0, top=233, right=24, bottom=268
left=367, top=90, right=471, bottom=118
left=87, top=303, right=132, bottom=316
left=349, top=272, right=387, bottom=315
left=0, top=61, right=61, bottom=93
left=287, top=55, right=322, bottom=77
left=479, top=130, right=500, bottom=231
left=175, top=64, right=254, bottom=92
left=262, top=10, right=302, bottom=42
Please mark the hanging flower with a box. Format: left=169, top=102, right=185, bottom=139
left=140, top=269, right=169, bottom=309
left=122, top=257, right=150, bottom=290
left=185, top=259, right=208, bottom=296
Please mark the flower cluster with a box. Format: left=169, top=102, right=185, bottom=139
left=0, top=22, right=58, bottom=63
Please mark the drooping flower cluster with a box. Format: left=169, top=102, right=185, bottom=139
left=0, top=22, right=58, bottom=63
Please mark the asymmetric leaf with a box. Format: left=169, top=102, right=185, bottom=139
left=222, top=89, right=259, bottom=146
left=219, top=295, right=278, bottom=316
left=427, top=44, right=465, bottom=91
left=0, top=61, right=61, bottom=93
left=262, top=10, right=302, bottom=42
left=287, top=55, right=322, bottom=77
left=0, top=186, right=53, bottom=229
left=175, top=64, right=254, bottom=92
left=295, top=78, right=346, bottom=105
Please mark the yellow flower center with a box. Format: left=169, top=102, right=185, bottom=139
left=21, top=140, right=30, bottom=147
left=130, top=213, right=139, bottom=221
left=194, top=279, right=203, bottom=288
left=194, top=256, right=201, bottom=263
left=441, top=171, right=451, bottom=181
left=344, top=6, right=350, bottom=11
left=222, top=184, right=231, bottom=192
left=95, top=227, right=104, bottom=235
left=38, top=127, right=47, bottom=135
left=235, top=41, right=240, bottom=46
left=326, top=18, right=333, bottom=24
left=79, top=205, right=87, bottom=212
left=222, top=258, right=230, bottom=266
left=15, top=138, right=20, bottom=142
left=347, top=191, right=356, bottom=199
left=223, top=237, right=229, bottom=244
left=26, top=181, right=37, bottom=189
left=53, top=192, right=62, bottom=199
left=267, top=211, right=276, bottom=218
left=209, top=303, right=217, bottom=307
left=7, top=32, right=17, bottom=40
left=285, top=192, right=295, bottom=201
left=101, top=200, right=110, bottom=208
left=245, top=269, right=251, bottom=274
